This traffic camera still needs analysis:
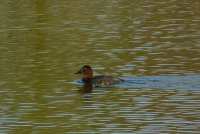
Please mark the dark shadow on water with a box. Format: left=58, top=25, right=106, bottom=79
left=78, top=81, right=93, bottom=94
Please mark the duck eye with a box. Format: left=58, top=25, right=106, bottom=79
left=83, top=68, right=87, bottom=72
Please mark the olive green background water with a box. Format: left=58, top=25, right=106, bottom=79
left=0, top=0, right=200, bottom=133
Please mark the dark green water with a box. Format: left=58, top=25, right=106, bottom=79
left=0, top=0, right=200, bottom=133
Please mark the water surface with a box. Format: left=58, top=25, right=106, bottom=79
left=0, top=0, right=200, bottom=133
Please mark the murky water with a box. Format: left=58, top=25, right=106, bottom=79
left=0, top=0, right=200, bottom=133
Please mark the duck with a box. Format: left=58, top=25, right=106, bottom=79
left=75, top=65, right=123, bottom=87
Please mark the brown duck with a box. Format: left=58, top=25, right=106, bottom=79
left=75, top=65, right=123, bottom=87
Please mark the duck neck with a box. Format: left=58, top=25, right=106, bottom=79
left=82, top=74, right=93, bottom=83
left=82, top=77, right=93, bottom=82
left=83, top=72, right=93, bottom=80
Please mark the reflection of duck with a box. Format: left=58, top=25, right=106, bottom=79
left=75, top=65, right=123, bottom=88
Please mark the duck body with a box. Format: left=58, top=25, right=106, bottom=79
left=76, top=65, right=123, bottom=87
left=83, top=75, right=123, bottom=87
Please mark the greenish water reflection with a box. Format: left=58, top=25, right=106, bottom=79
left=0, top=0, right=200, bottom=133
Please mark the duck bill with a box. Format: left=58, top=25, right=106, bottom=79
left=75, top=70, right=81, bottom=74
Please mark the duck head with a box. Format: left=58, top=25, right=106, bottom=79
left=75, top=65, right=93, bottom=79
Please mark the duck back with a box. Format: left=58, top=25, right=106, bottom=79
left=92, top=75, right=122, bottom=87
